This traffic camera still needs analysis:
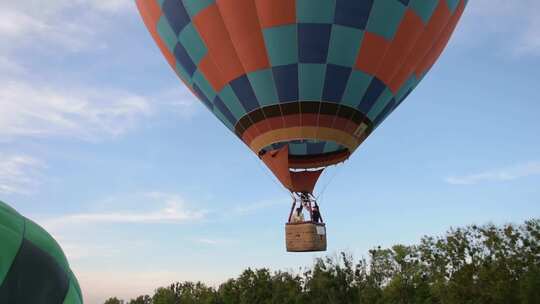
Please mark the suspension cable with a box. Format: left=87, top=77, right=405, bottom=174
left=315, top=163, right=344, bottom=202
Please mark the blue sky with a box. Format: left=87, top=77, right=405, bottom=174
left=1, top=1, right=539, bottom=303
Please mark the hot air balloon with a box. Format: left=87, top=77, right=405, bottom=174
left=136, top=0, right=467, bottom=252
left=0, top=200, right=83, bottom=303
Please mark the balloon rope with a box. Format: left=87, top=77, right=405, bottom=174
left=315, top=164, right=343, bottom=203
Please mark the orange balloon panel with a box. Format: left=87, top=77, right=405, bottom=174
left=136, top=0, right=467, bottom=169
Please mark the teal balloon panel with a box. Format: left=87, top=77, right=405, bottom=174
left=137, top=0, right=467, bottom=168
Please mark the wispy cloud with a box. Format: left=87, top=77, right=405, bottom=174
left=152, top=87, right=199, bottom=119
left=445, top=161, right=540, bottom=185
left=0, top=55, right=25, bottom=75
left=0, top=1, right=197, bottom=143
left=0, top=1, right=134, bottom=52
left=0, top=154, right=43, bottom=194
left=58, top=240, right=148, bottom=261
left=36, top=196, right=282, bottom=231
left=0, top=81, right=152, bottom=140
left=193, top=238, right=236, bottom=246
left=84, top=0, right=132, bottom=13
left=458, top=0, right=540, bottom=57
left=42, top=194, right=207, bottom=229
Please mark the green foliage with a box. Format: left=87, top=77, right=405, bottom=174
left=129, top=295, right=152, bottom=304
left=152, top=288, right=176, bottom=304
left=104, top=297, right=123, bottom=304
left=105, top=219, right=539, bottom=304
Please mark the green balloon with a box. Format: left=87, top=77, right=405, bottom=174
left=0, top=200, right=83, bottom=303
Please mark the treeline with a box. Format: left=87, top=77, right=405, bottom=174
left=105, top=219, right=539, bottom=304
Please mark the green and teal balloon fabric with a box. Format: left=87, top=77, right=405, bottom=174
left=0, top=200, right=82, bottom=304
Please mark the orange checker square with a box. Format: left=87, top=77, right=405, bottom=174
left=193, top=4, right=245, bottom=85
left=389, top=0, right=452, bottom=92
left=136, top=0, right=161, bottom=29
left=155, top=35, right=177, bottom=70
left=135, top=0, right=177, bottom=70
left=355, top=32, right=391, bottom=76
left=255, top=0, right=296, bottom=28
left=377, top=10, right=425, bottom=93
left=199, top=56, right=227, bottom=91
left=216, top=0, right=270, bottom=73
left=414, top=1, right=452, bottom=78
left=416, top=0, right=465, bottom=77
left=410, top=0, right=452, bottom=78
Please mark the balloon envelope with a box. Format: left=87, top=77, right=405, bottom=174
left=137, top=0, right=467, bottom=187
left=0, top=200, right=83, bottom=303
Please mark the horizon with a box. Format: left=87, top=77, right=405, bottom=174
left=1, top=1, right=539, bottom=303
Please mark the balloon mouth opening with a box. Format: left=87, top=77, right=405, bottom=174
left=259, top=140, right=351, bottom=169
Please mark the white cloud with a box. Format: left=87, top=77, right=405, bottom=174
left=193, top=238, right=236, bottom=246
left=0, top=55, right=25, bottom=75
left=0, top=154, right=42, bottom=194
left=31, top=192, right=211, bottom=303
left=153, top=87, right=199, bottom=119
left=42, top=196, right=207, bottom=229
left=0, top=81, right=152, bottom=140
left=86, top=0, right=132, bottom=13
left=445, top=161, right=540, bottom=185
left=0, top=0, right=134, bottom=52
left=458, top=0, right=540, bottom=56
left=31, top=193, right=285, bottom=304
left=51, top=204, right=203, bottom=224
left=0, top=1, right=197, bottom=143
left=0, top=8, right=49, bottom=37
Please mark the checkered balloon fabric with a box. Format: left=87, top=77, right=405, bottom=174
left=137, top=0, right=467, bottom=168
left=0, top=200, right=83, bottom=304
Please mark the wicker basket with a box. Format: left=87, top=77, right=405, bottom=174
left=285, top=222, right=327, bottom=252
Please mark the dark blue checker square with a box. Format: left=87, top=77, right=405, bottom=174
left=334, top=0, right=374, bottom=30
left=357, top=77, right=386, bottom=114
left=162, top=0, right=191, bottom=35
left=213, top=96, right=237, bottom=126
left=373, top=98, right=396, bottom=127
left=396, top=88, right=413, bottom=107
left=230, top=75, right=260, bottom=113
left=306, top=142, right=326, bottom=154
left=174, top=43, right=196, bottom=76
left=298, top=23, right=332, bottom=63
left=193, top=84, right=213, bottom=110
left=272, top=64, right=299, bottom=102
left=322, top=64, right=351, bottom=102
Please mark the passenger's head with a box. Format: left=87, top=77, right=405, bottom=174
left=296, top=207, right=302, bottom=214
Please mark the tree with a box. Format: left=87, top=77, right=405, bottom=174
left=104, top=297, right=123, bottom=304
left=128, top=295, right=152, bottom=304
left=103, top=219, right=539, bottom=304
left=153, top=287, right=177, bottom=304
